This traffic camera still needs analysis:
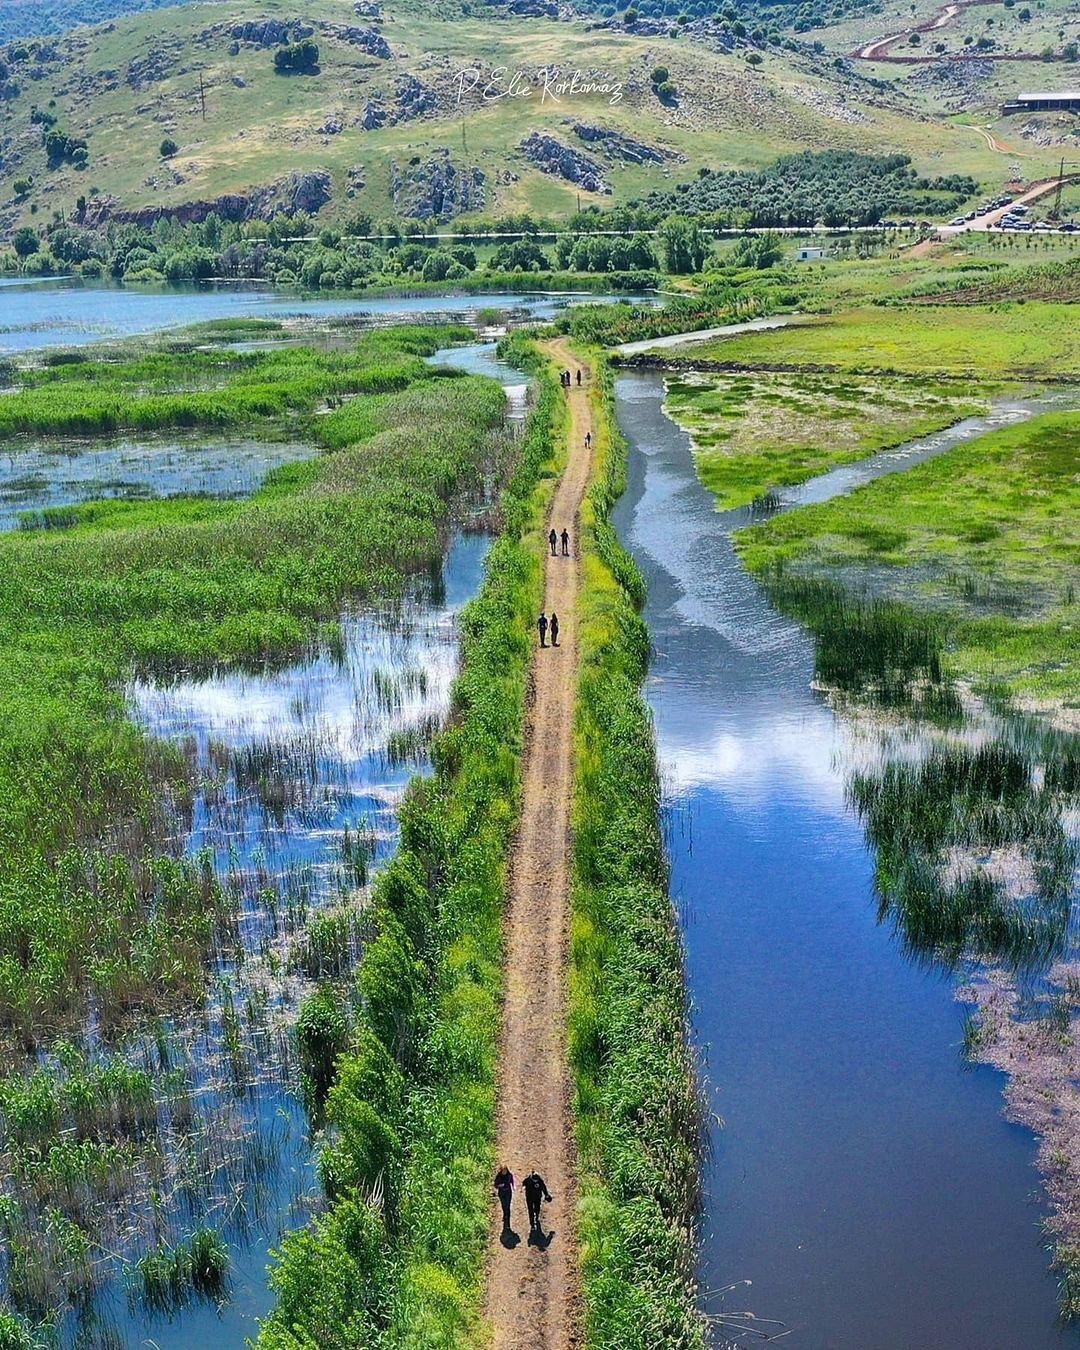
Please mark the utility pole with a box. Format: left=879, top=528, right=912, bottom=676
left=461, top=118, right=467, bottom=153
left=199, top=71, right=207, bottom=121
left=1053, top=156, right=1065, bottom=220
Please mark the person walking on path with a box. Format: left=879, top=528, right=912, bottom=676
left=549, top=612, right=559, bottom=648
left=537, top=612, right=548, bottom=648
left=584, top=430, right=592, bottom=450
left=523, top=1171, right=553, bottom=1234
left=575, top=369, right=582, bottom=386
left=549, top=528, right=558, bottom=557
left=494, top=1165, right=516, bottom=1231
left=560, top=528, right=570, bottom=557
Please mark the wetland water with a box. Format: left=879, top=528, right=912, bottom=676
left=0, top=280, right=642, bottom=354
left=94, top=532, right=490, bottom=1348
left=0, top=304, right=528, bottom=1343
left=612, top=369, right=1078, bottom=1349
left=0, top=434, right=317, bottom=529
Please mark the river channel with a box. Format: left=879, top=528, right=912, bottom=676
left=612, top=369, right=1078, bottom=1349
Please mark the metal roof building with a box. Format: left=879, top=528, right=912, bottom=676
left=1002, top=91, right=1080, bottom=114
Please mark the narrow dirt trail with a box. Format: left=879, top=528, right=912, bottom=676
left=484, top=339, right=588, bottom=1350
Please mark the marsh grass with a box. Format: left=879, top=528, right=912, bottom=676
left=664, top=368, right=986, bottom=510
left=257, top=333, right=558, bottom=1348
left=0, top=327, right=505, bottom=1035
left=132, top=1226, right=229, bottom=1312
left=738, top=410, right=1080, bottom=707
left=0, top=323, right=516, bottom=1335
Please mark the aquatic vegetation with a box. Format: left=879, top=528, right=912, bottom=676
left=258, top=332, right=560, bottom=1347
left=132, top=1226, right=229, bottom=1312
left=0, top=326, right=470, bottom=437
left=571, top=349, right=705, bottom=1347
left=0, top=330, right=506, bottom=1034
left=663, top=368, right=986, bottom=509
left=850, top=739, right=1076, bottom=967
left=738, top=410, right=1080, bottom=710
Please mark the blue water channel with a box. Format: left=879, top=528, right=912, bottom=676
left=612, top=370, right=1078, bottom=1349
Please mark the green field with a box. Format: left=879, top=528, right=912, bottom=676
left=665, top=301, right=1080, bottom=377
left=663, top=368, right=986, bottom=507
left=736, top=410, right=1080, bottom=708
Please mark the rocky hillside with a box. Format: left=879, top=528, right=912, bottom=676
left=0, top=0, right=1054, bottom=236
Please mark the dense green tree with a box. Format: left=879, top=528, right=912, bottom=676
left=274, top=40, right=320, bottom=74
left=661, top=215, right=710, bottom=273
left=12, top=226, right=39, bottom=258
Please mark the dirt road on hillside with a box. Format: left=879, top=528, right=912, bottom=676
left=483, top=340, right=588, bottom=1349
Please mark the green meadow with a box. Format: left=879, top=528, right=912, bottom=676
left=663, top=302, right=1080, bottom=379
left=736, top=410, right=1080, bottom=708
left=663, top=368, right=986, bottom=508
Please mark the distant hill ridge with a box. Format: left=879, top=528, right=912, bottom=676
left=0, top=0, right=204, bottom=43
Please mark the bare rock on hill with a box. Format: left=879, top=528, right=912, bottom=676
left=395, top=73, right=436, bottom=119
left=79, top=169, right=333, bottom=227
left=229, top=18, right=314, bottom=46
left=126, top=48, right=179, bottom=90
left=321, top=24, right=391, bottom=57
left=354, top=0, right=384, bottom=17
left=362, top=74, right=436, bottom=130
left=390, top=150, right=486, bottom=219
left=905, top=56, right=993, bottom=112
left=519, top=132, right=609, bottom=193
left=571, top=122, right=673, bottom=164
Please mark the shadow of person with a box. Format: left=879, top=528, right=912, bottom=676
left=528, top=1227, right=555, bottom=1251
left=500, top=1225, right=521, bottom=1249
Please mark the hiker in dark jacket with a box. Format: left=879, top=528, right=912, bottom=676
left=549, top=612, right=559, bottom=647
left=549, top=528, right=558, bottom=556
left=561, top=528, right=570, bottom=556
left=494, top=1165, right=515, bottom=1229
left=576, top=369, right=582, bottom=386
left=537, top=612, right=548, bottom=648
left=523, top=1171, right=552, bottom=1232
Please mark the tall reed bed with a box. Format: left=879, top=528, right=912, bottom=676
left=570, top=348, right=705, bottom=1347
left=0, top=330, right=504, bottom=1036
left=1, top=327, right=470, bottom=437
left=256, top=335, right=563, bottom=1347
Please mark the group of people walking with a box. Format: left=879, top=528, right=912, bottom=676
left=538, top=527, right=571, bottom=649
left=559, top=368, right=581, bottom=389
left=493, top=1165, right=553, bottom=1235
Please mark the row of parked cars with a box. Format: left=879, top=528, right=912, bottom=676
left=947, top=197, right=1079, bottom=232
left=948, top=194, right=1015, bottom=227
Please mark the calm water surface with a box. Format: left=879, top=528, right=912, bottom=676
left=0, top=434, right=317, bottom=529
left=0, top=281, right=643, bottom=354
left=101, top=533, right=491, bottom=1349
left=612, top=370, right=1076, bottom=1349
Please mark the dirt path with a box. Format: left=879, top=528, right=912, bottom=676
left=851, top=0, right=1003, bottom=59
left=484, top=339, right=588, bottom=1349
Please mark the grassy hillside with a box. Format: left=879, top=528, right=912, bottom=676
left=0, top=0, right=1065, bottom=235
